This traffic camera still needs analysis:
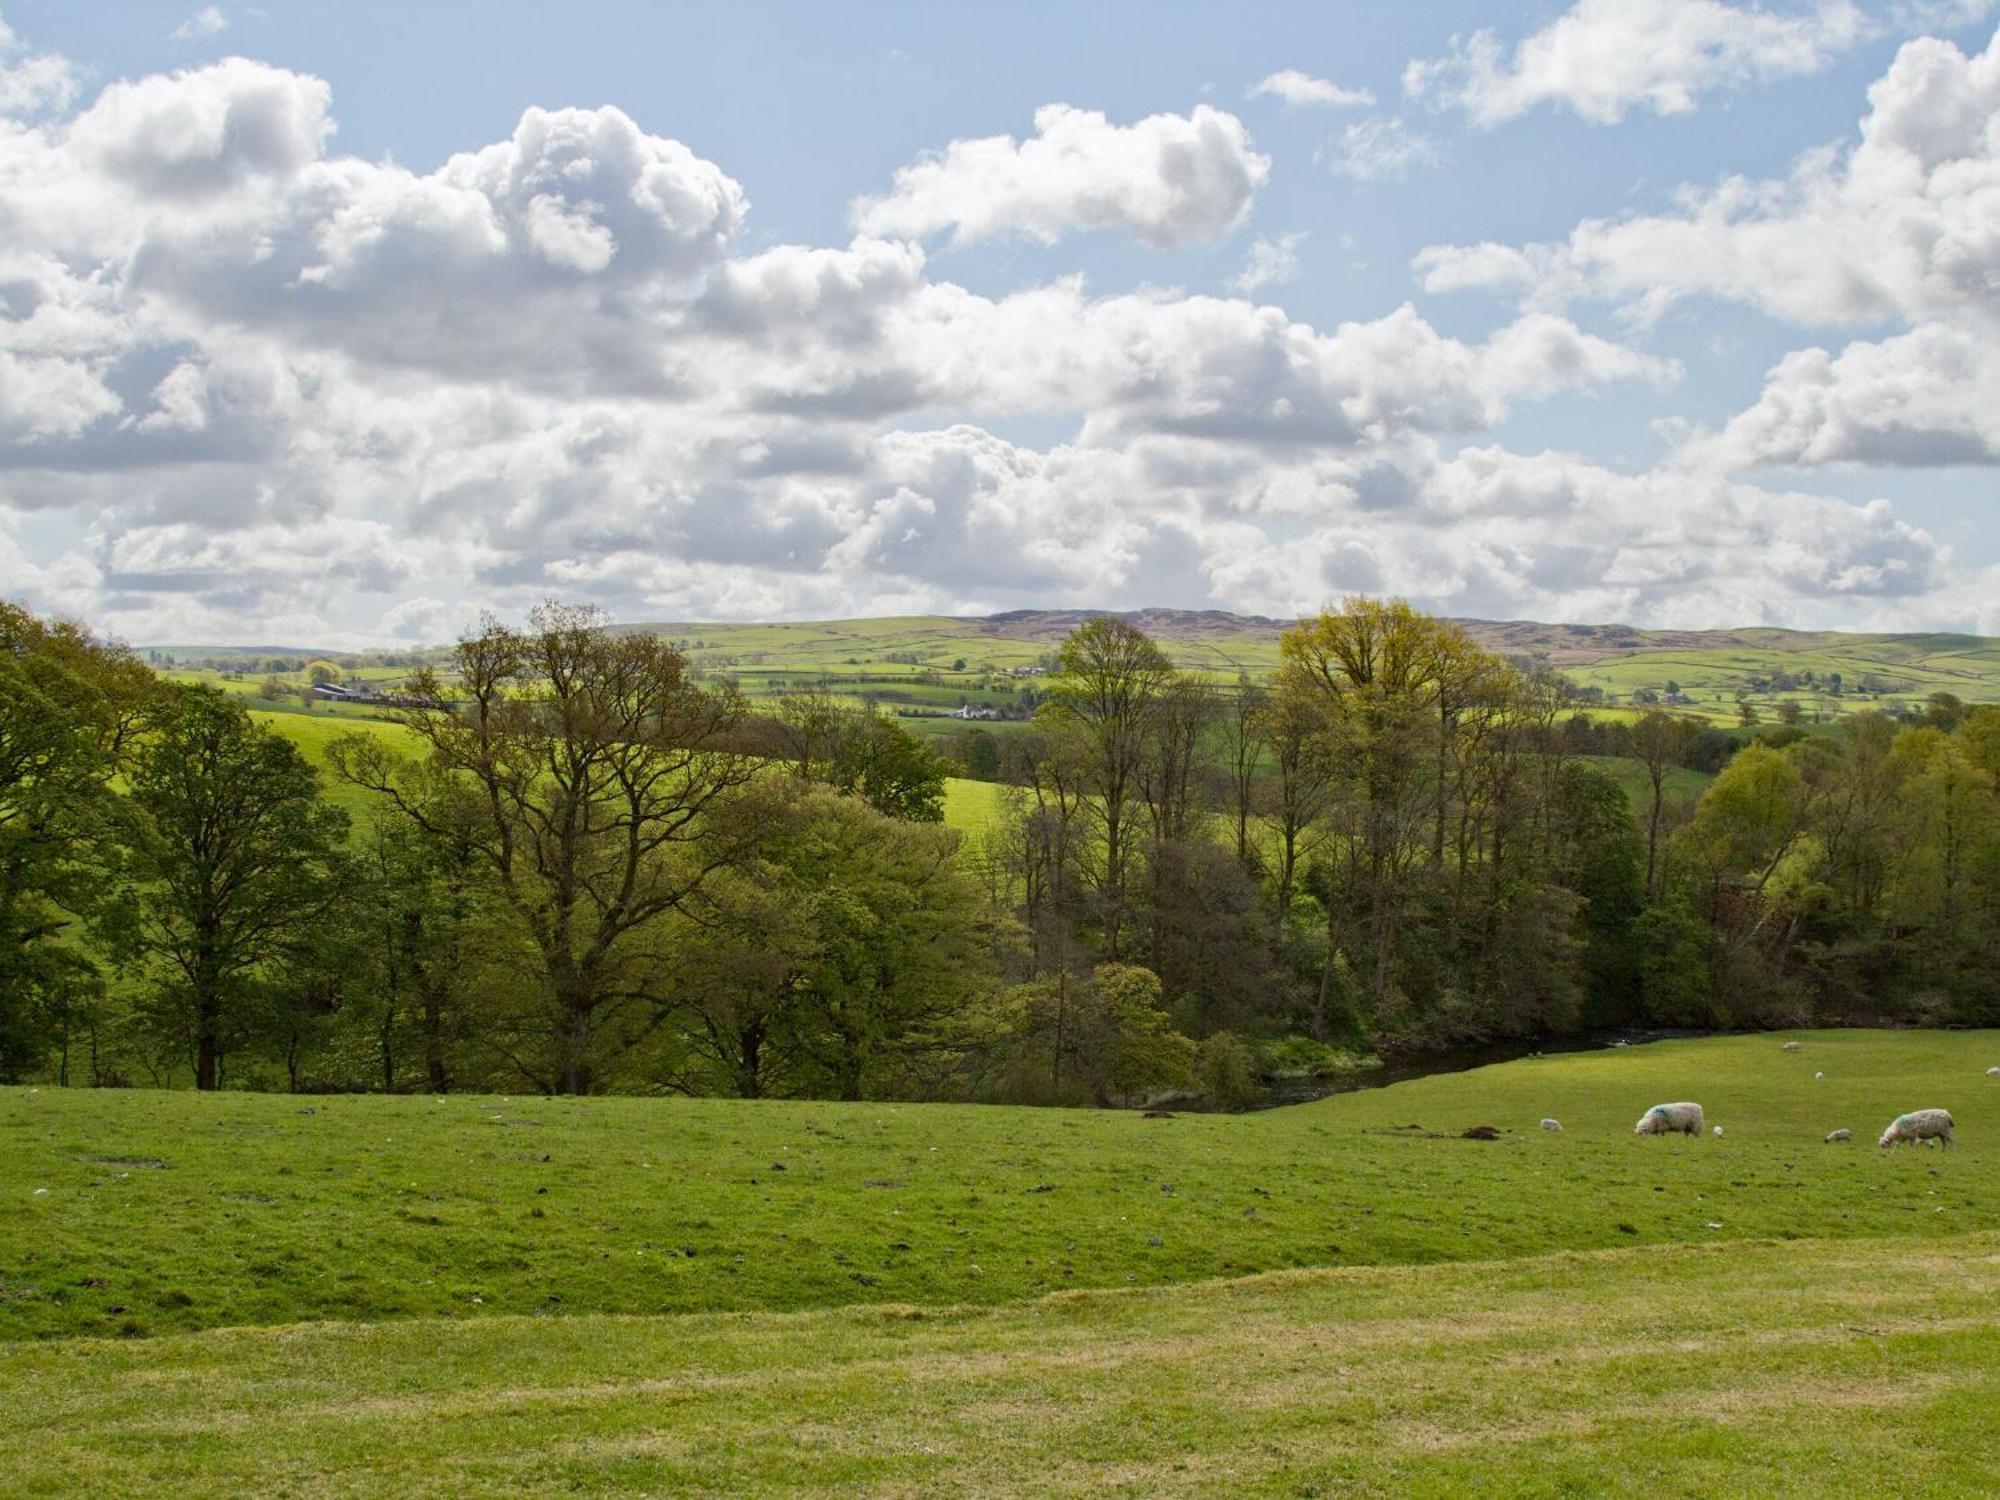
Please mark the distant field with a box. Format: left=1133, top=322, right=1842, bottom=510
left=154, top=612, right=2000, bottom=725
left=190, top=604, right=2000, bottom=841
left=1578, top=754, right=1715, bottom=808
left=253, top=710, right=1008, bottom=839
left=627, top=613, right=2000, bottom=722
left=5, top=1031, right=1997, bottom=1494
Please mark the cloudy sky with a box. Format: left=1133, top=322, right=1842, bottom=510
left=2, top=1, right=1998, bottom=645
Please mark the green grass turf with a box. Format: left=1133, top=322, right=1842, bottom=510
left=5, top=1231, right=1995, bottom=1496
left=5, top=1031, right=1994, bottom=1344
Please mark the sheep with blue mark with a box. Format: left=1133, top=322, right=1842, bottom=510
left=1634, top=1102, right=1705, bottom=1137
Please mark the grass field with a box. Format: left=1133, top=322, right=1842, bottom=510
left=5, top=1232, right=1994, bottom=1495
left=6, top=1031, right=1993, bottom=1342
left=1577, top=753, right=1715, bottom=809
left=250, top=710, right=1010, bottom=839
left=5, top=1030, right=1998, bottom=1493
left=159, top=612, right=2000, bottom=731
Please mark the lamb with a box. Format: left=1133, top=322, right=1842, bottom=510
left=1878, top=1109, right=1954, bottom=1149
left=1635, top=1101, right=1705, bottom=1136
left=1782, top=1041, right=1801, bottom=1052
left=1540, top=1118, right=1562, bottom=1132
left=1987, top=1067, right=1999, bottom=1078
left=1824, top=1128, right=1851, bottom=1143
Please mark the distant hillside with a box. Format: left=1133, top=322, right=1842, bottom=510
left=156, top=608, right=2000, bottom=731
left=625, top=609, right=2000, bottom=727
left=970, top=608, right=2000, bottom=668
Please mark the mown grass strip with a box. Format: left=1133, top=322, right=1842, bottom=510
left=4, top=1232, right=1995, bottom=1496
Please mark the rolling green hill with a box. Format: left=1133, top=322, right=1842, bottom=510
left=164, top=610, right=2000, bottom=738
left=5, top=1030, right=1997, bottom=1494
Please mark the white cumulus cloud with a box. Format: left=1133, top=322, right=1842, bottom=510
left=1413, top=27, right=2000, bottom=328
left=850, top=103, right=1270, bottom=249
left=1691, top=322, right=2000, bottom=467
left=0, top=16, right=1986, bottom=643
left=1406, top=0, right=1873, bottom=126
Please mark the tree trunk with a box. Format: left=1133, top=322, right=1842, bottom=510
left=195, top=999, right=220, bottom=1091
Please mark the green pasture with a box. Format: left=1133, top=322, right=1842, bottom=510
left=1567, top=637, right=2000, bottom=722
left=1576, top=753, right=1714, bottom=808
left=5, top=1030, right=1992, bottom=1343
left=251, top=711, right=1008, bottom=839
left=4, top=1030, right=1997, bottom=1493
left=4, top=1232, right=1992, bottom=1496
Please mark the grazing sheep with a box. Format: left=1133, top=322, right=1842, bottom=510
left=1987, top=1067, right=1999, bottom=1078
left=1878, top=1109, right=1954, bottom=1149
left=1712, top=1125, right=1724, bottom=1137
left=1635, top=1102, right=1705, bottom=1137
left=1782, top=1041, right=1801, bottom=1052
left=1824, top=1128, right=1851, bottom=1143
left=1539, top=1118, right=1562, bottom=1132
left=1815, top=1071, right=1825, bottom=1081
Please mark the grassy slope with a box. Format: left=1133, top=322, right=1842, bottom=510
left=6, top=1032, right=2000, bottom=1495
left=5, top=1031, right=1994, bottom=1343
left=250, top=711, right=1008, bottom=838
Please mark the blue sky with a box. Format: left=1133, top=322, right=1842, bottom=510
left=1, top=1, right=1997, bottom=643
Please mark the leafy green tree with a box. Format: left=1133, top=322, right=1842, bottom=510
left=1276, top=598, right=1463, bottom=1012
left=1886, top=729, right=1997, bottom=963
left=121, top=686, right=348, bottom=1089
left=1548, top=763, right=1644, bottom=1025
left=333, top=602, right=755, bottom=1094
left=1924, top=692, right=1966, bottom=731
left=1631, top=711, right=1701, bottom=895
left=353, top=809, right=500, bottom=1093
left=774, top=690, right=948, bottom=820
left=679, top=784, right=993, bottom=1100
left=0, top=602, right=155, bottom=1080
left=828, top=712, right=948, bottom=822
left=988, top=963, right=1193, bottom=1106
left=1194, top=1030, right=1260, bottom=1109
left=950, top=727, right=1001, bottom=781
left=1038, top=618, right=1177, bottom=956
left=1959, top=706, right=2000, bottom=780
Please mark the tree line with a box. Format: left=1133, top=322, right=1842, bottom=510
left=4, top=596, right=1996, bottom=1103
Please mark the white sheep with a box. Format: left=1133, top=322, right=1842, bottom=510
left=1824, top=1128, right=1851, bottom=1143
left=1782, top=1041, right=1801, bottom=1052
left=1987, top=1067, right=1999, bottom=1078
left=1815, top=1071, right=1825, bottom=1081
left=1878, top=1109, right=1954, bottom=1149
left=1635, top=1101, right=1705, bottom=1136
left=1539, top=1118, right=1562, bottom=1132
